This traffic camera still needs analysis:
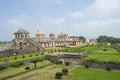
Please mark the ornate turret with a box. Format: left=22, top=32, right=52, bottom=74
left=14, top=27, right=29, bottom=39
left=36, top=28, right=45, bottom=38
left=58, top=32, right=68, bottom=39
left=49, top=33, right=55, bottom=39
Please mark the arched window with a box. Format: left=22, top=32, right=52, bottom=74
left=19, top=42, right=22, bottom=46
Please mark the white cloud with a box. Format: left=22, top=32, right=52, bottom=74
left=70, top=11, right=85, bottom=19
left=72, top=18, right=120, bottom=37
left=89, top=0, right=120, bottom=15
left=8, top=18, right=22, bottom=27
left=41, top=17, right=65, bottom=24
left=7, top=16, right=31, bottom=27
left=75, top=18, right=120, bottom=30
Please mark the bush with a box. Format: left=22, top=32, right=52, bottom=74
left=37, top=57, right=44, bottom=62
left=30, top=59, right=38, bottom=67
left=25, top=66, right=30, bottom=70
left=29, top=54, right=32, bottom=57
left=0, top=64, right=6, bottom=70
left=54, top=60, right=62, bottom=64
left=62, top=68, right=68, bottom=75
left=41, top=52, right=44, bottom=55
left=14, top=56, right=17, bottom=60
left=50, top=58, right=57, bottom=63
left=22, top=55, right=25, bottom=58
left=36, top=54, right=38, bottom=56
left=55, top=72, right=63, bottom=79
left=65, top=62, right=70, bottom=66
left=50, top=58, right=62, bottom=64
left=106, top=66, right=111, bottom=71
left=59, top=60, right=63, bottom=64
left=103, top=49, right=108, bottom=51
left=11, top=60, right=24, bottom=67
left=85, top=64, right=89, bottom=68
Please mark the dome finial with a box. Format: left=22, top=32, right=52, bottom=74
left=37, top=28, right=44, bottom=34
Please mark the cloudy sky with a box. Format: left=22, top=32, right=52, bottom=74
left=0, top=0, right=120, bottom=41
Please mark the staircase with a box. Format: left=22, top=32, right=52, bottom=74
left=26, top=38, right=44, bottom=51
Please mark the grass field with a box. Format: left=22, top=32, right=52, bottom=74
left=82, top=45, right=120, bottom=64
left=0, top=44, right=120, bottom=80
left=66, top=44, right=120, bottom=64
left=4, top=65, right=120, bottom=80
left=84, top=53, right=120, bottom=64
left=8, top=65, right=65, bottom=80
left=64, top=67, right=120, bottom=80
left=0, top=52, right=44, bottom=63
left=0, top=60, right=51, bottom=80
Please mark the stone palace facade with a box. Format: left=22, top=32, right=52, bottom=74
left=11, top=27, right=82, bottom=53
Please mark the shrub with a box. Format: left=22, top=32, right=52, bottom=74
left=41, top=52, right=44, bottom=55
left=14, top=56, right=17, bottom=60
left=106, top=66, right=111, bottom=71
left=55, top=72, right=63, bottom=79
left=0, top=64, right=6, bottom=70
left=85, top=64, right=89, bottom=68
left=65, top=62, right=70, bottom=66
left=54, top=60, right=62, bottom=64
left=22, top=55, right=25, bottom=58
left=30, top=59, right=38, bottom=67
left=59, top=60, right=63, bottom=64
left=25, top=66, right=30, bottom=70
left=103, top=49, right=108, bottom=51
left=29, top=54, right=32, bottom=57
left=11, top=60, right=24, bottom=67
left=62, top=68, right=68, bottom=75
left=36, top=54, right=38, bottom=56
left=50, top=58, right=57, bottom=63
left=37, top=57, right=44, bottom=62
left=50, top=58, right=62, bottom=64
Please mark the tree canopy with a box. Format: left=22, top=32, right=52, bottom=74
left=78, top=36, right=86, bottom=42
left=97, top=36, right=120, bottom=44
left=70, top=36, right=86, bottom=42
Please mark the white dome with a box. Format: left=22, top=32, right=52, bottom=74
left=59, top=32, right=67, bottom=36
left=37, top=29, right=44, bottom=34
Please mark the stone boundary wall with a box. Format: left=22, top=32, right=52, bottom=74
left=83, top=62, right=120, bottom=70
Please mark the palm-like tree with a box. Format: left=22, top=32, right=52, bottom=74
left=31, top=59, right=38, bottom=67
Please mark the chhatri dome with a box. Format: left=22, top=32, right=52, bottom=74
left=59, top=32, right=67, bottom=36
left=49, top=33, right=55, bottom=36
left=36, top=28, right=44, bottom=34
left=14, top=27, right=29, bottom=34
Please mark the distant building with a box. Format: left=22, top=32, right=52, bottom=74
left=10, top=27, right=82, bottom=53
left=86, top=38, right=90, bottom=43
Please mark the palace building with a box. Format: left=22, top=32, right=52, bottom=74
left=10, top=27, right=82, bottom=53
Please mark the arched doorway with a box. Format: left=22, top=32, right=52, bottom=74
left=19, top=42, right=22, bottom=46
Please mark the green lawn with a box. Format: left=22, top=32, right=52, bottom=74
left=0, top=60, right=51, bottom=80
left=5, top=65, right=120, bottom=80
left=64, top=67, right=120, bottom=80
left=8, top=65, right=65, bottom=80
left=0, top=52, right=44, bottom=63
left=83, top=45, right=120, bottom=64
left=66, top=44, right=120, bottom=64
left=68, top=44, right=119, bottom=54
left=84, top=53, right=120, bottom=64
left=0, top=44, right=120, bottom=80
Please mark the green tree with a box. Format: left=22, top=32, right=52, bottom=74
left=62, top=68, right=68, bottom=75
left=30, top=59, right=38, bottom=67
left=55, top=72, right=63, bottom=79
left=97, top=36, right=108, bottom=43
left=97, top=35, right=120, bottom=44
left=79, top=36, right=86, bottom=42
